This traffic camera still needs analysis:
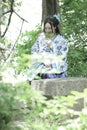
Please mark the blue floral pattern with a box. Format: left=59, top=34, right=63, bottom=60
left=27, top=33, right=68, bottom=81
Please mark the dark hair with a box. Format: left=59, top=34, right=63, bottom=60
left=43, top=15, right=61, bottom=35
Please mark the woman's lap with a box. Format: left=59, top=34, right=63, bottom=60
left=38, top=72, right=67, bottom=79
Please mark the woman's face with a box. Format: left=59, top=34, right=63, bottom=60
left=44, top=23, right=55, bottom=34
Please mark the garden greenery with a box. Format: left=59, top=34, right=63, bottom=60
left=0, top=81, right=87, bottom=130
left=0, top=0, right=87, bottom=129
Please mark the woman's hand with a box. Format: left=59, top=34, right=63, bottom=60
left=44, top=59, right=51, bottom=67
left=45, top=39, right=52, bottom=48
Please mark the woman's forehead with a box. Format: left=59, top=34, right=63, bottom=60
left=45, top=23, right=51, bottom=27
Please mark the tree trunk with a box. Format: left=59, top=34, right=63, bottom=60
left=0, top=0, right=2, bottom=36
left=42, top=0, right=60, bottom=22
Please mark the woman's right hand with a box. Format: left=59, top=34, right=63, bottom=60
left=44, top=59, right=51, bottom=67
left=45, top=39, right=52, bottom=48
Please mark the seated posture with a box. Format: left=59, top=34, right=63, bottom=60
left=27, top=15, right=68, bottom=83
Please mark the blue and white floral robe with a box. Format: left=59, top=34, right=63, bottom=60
left=27, top=33, right=68, bottom=81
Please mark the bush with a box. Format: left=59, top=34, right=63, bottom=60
left=0, top=82, right=16, bottom=129
left=68, top=44, right=87, bottom=77
left=0, top=81, right=87, bottom=129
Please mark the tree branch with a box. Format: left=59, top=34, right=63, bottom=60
left=4, top=20, right=24, bottom=63
left=3, top=10, right=29, bottom=23
left=1, top=0, right=14, bottom=37
left=14, top=11, right=29, bottom=23
left=1, top=0, right=29, bottom=37
left=2, top=10, right=11, bottom=15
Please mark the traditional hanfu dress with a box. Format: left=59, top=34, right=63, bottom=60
left=27, top=33, right=68, bottom=81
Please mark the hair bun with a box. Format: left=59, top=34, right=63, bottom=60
left=53, top=14, right=60, bottom=22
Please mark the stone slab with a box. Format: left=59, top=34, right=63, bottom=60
left=31, top=77, right=87, bottom=96
left=31, top=77, right=87, bottom=111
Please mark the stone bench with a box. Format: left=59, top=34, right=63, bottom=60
left=31, top=77, right=87, bottom=111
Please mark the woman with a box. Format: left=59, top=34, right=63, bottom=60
left=27, top=15, right=68, bottom=82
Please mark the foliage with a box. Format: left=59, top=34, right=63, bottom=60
left=0, top=82, right=16, bottom=130
left=0, top=81, right=46, bottom=130
left=67, top=44, right=87, bottom=77
left=60, top=0, right=87, bottom=47
left=0, top=81, right=87, bottom=130
left=17, top=25, right=41, bottom=55
left=15, top=25, right=41, bottom=73
left=0, top=81, right=32, bottom=129
left=58, top=0, right=87, bottom=77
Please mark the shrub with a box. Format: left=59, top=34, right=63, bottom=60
left=0, top=82, right=16, bottom=129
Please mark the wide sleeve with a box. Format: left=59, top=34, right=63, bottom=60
left=31, top=40, right=39, bottom=54
left=52, top=35, right=68, bottom=56
left=30, top=33, right=46, bottom=63
left=31, top=33, right=45, bottom=54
